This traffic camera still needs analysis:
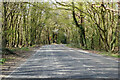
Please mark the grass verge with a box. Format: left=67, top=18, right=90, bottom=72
left=67, top=44, right=119, bottom=58
left=99, top=52, right=120, bottom=58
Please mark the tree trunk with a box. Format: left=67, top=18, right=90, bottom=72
left=91, top=34, right=94, bottom=50
left=0, top=3, right=2, bottom=53
left=53, top=32, right=55, bottom=43
left=2, top=2, right=7, bottom=50
left=72, top=2, right=86, bottom=47
left=47, top=28, right=51, bottom=44
left=117, top=2, right=120, bottom=53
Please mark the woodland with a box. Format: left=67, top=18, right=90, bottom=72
left=1, top=1, right=120, bottom=55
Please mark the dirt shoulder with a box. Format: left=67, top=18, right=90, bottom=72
left=1, top=46, right=40, bottom=78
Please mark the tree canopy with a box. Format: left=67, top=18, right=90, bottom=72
left=1, top=1, right=119, bottom=53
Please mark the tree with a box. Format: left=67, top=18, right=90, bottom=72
left=117, top=1, right=120, bottom=53
left=1, top=1, right=118, bottom=53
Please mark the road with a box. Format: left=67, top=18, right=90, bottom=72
left=4, top=44, right=119, bottom=79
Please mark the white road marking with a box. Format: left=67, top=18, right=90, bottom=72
left=77, top=50, right=89, bottom=53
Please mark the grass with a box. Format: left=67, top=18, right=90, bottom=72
left=11, top=47, right=30, bottom=52
left=20, top=47, right=29, bottom=51
left=99, top=52, right=120, bottom=58
left=67, top=44, right=87, bottom=50
left=67, top=44, right=80, bottom=48
left=0, top=58, right=6, bottom=65
left=67, top=44, right=120, bottom=58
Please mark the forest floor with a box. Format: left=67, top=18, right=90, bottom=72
left=1, top=45, right=41, bottom=78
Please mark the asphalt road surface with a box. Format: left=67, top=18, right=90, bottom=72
left=5, top=44, right=119, bottom=79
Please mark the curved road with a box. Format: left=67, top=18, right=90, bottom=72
left=5, top=44, right=119, bottom=79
